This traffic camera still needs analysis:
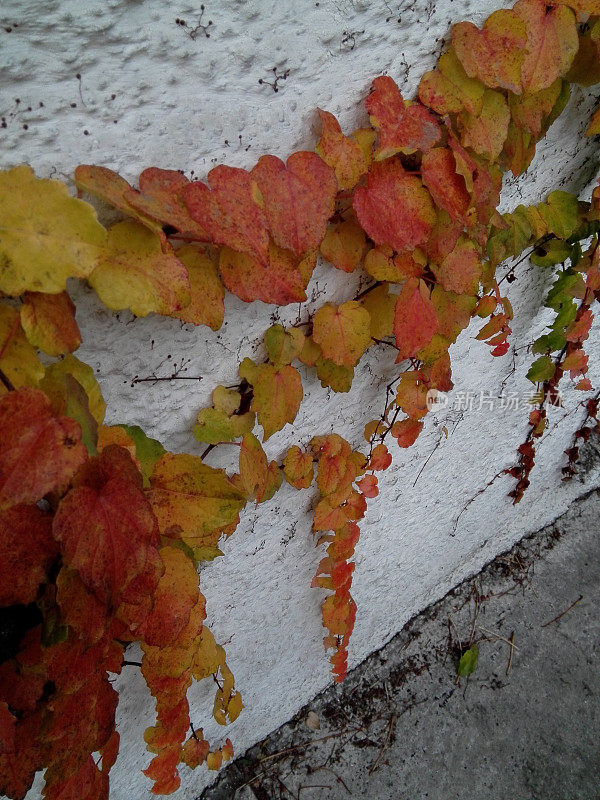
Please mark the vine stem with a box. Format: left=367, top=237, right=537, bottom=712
left=0, top=368, right=14, bottom=392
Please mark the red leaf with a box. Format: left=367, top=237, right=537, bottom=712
left=393, top=279, right=439, bottom=359
left=125, top=168, right=209, bottom=240
left=421, top=148, right=471, bottom=223
left=53, top=445, right=162, bottom=611
left=219, top=242, right=315, bottom=305
left=252, top=152, right=336, bottom=257
left=183, top=165, right=269, bottom=264
left=0, top=505, right=57, bottom=606
left=353, top=159, right=437, bottom=252
left=391, top=418, right=424, bottom=448
left=0, top=389, right=87, bottom=510
left=366, top=76, right=441, bottom=158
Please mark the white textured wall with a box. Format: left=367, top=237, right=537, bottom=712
left=2, top=1, right=600, bottom=798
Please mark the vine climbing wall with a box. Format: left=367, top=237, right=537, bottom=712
left=1, top=0, right=599, bottom=798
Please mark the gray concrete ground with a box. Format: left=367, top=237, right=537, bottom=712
left=201, top=488, right=600, bottom=800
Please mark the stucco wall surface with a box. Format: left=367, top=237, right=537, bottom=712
left=1, top=0, right=599, bottom=798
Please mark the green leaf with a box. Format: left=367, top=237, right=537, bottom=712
left=532, top=331, right=566, bottom=354
left=527, top=355, right=555, bottom=383
left=120, top=424, right=166, bottom=486
left=457, top=645, right=479, bottom=677
left=538, top=191, right=579, bottom=239
left=530, top=238, right=572, bottom=267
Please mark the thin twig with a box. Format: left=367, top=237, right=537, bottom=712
left=505, top=631, right=515, bottom=676
left=541, top=594, right=583, bottom=627
left=0, top=368, right=15, bottom=392
left=477, top=626, right=520, bottom=650
left=259, top=726, right=367, bottom=764
left=369, top=714, right=395, bottom=775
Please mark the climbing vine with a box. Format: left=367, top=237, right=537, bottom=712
left=1, top=0, right=599, bottom=798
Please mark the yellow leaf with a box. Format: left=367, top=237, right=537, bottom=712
left=40, top=354, right=106, bottom=425
left=89, top=220, right=190, bottom=317
left=312, top=301, right=371, bottom=368
left=239, top=358, right=303, bottom=440
left=320, top=220, right=366, bottom=273
left=171, top=245, right=224, bottom=331
left=0, top=165, right=106, bottom=296
left=0, top=305, right=43, bottom=395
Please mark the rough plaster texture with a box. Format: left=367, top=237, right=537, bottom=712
left=1, top=1, right=599, bottom=798
left=204, top=486, right=600, bottom=800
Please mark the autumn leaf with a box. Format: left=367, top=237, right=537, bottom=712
left=40, top=354, right=107, bottom=426
left=0, top=165, right=107, bottom=296
left=283, top=445, right=314, bottom=489
left=0, top=504, right=57, bottom=606
left=264, top=324, right=305, bottom=369
left=147, top=453, right=245, bottom=560
left=366, top=76, right=441, bottom=158
left=20, top=291, right=81, bottom=358
left=316, top=109, right=369, bottom=191
left=74, top=164, right=166, bottom=241
left=353, top=159, right=437, bottom=252
left=312, top=301, right=371, bottom=368
left=361, top=283, right=395, bottom=340
left=418, top=47, right=485, bottom=116
left=170, top=245, right=224, bottom=330
left=320, top=220, right=366, bottom=273
left=183, top=164, right=269, bottom=264
left=391, top=417, right=424, bottom=447
left=219, top=241, right=314, bottom=305
left=393, top=279, right=439, bottom=359
left=0, top=388, right=87, bottom=510
left=509, top=78, right=563, bottom=139
left=364, top=247, right=425, bottom=282
left=586, top=106, right=600, bottom=137
left=193, top=407, right=255, bottom=445
left=53, top=445, right=162, bottom=609
left=369, top=443, right=392, bottom=470
left=233, top=432, right=282, bottom=504
left=421, top=148, right=471, bottom=223
left=141, top=546, right=199, bottom=648
left=89, top=220, right=190, bottom=317
left=316, top=359, right=355, bottom=393
left=125, top=167, right=209, bottom=240
left=458, top=89, right=511, bottom=161
left=119, top=425, right=166, bottom=486
left=431, top=236, right=482, bottom=295
left=0, top=305, right=43, bottom=395
left=395, top=371, right=429, bottom=419
left=239, top=358, right=303, bottom=440
left=451, top=8, right=527, bottom=93
left=514, top=0, right=578, bottom=93
left=252, top=152, right=336, bottom=257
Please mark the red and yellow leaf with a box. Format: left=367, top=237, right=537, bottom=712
left=252, top=152, right=336, bottom=257
left=366, top=76, right=441, bottom=158
left=353, top=159, right=437, bottom=252
left=316, top=110, right=369, bottom=191
left=393, top=279, right=439, bottom=359
left=183, top=165, right=269, bottom=264
left=0, top=388, right=87, bottom=510
left=171, top=245, right=224, bottom=330
left=239, top=358, right=303, bottom=440
left=20, top=292, right=81, bottom=357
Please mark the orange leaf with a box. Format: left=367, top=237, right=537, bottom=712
left=366, top=76, right=441, bottom=158
left=20, top=292, right=81, bottom=357
left=356, top=474, right=378, bottom=498
left=515, top=0, right=578, bottom=93
left=452, top=9, right=527, bottom=93
left=252, top=152, right=336, bottom=257
left=283, top=446, right=314, bottom=490
left=0, top=388, right=87, bottom=510
left=53, top=445, right=162, bottom=610
left=391, top=418, right=424, bottom=447
left=393, top=279, right=439, bottom=359
left=219, top=241, right=315, bottom=305
left=320, top=220, right=366, bottom=273
left=421, top=148, right=471, bottom=224
left=183, top=165, right=269, bottom=264
left=316, top=109, right=368, bottom=191
left=368, top=443, right=392, bottom=471
left=432, top=236, right=482, bottom=295
left=126, top=167, right=209, bottom=240
left=458, top=89, right=511, bottom=161
left=353, top=159, right=436, bottom=252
